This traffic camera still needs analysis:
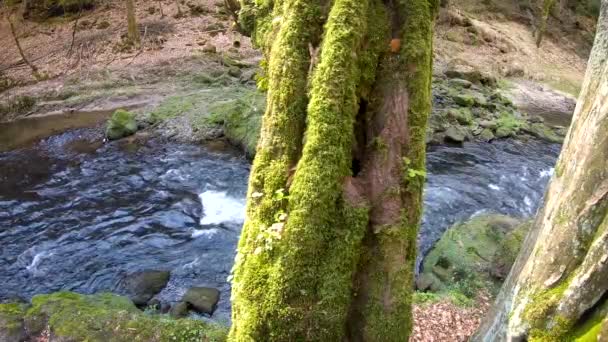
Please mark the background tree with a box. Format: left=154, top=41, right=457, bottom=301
left=536, top=0, right=556, bottom=47
left=229, top=0, right=438, bottom=341
left=7, top=13, right=39, bottom=78
left=474, top=1, right=608, bottom=340
left=125, top=0, right=140, bottom=46
left=174, top=0, right=183, bottom=17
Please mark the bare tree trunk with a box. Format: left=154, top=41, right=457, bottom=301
left=174, top=0, right=183, bottom=17
left=8, top=14, right=38, bottom=76
left=158, top=0, right=164, bottom=18
left=229, top=0, right=437, bottom=341
left=474, top=1, right=608, bottom=340
left=125, top=0, right=140, bottom=46
left=224, top=0, right=239, bottom=23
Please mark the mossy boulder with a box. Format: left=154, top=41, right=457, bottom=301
left=106, top=109, right=138, bottom=140
left=122, top=270, right=170, bottom=307
left=444, top=62, right=497, bottom=87
left=448, top=78, right=473, bottom=89
left=419, top=214, right=531, bottom=297
left=182, top=287, right=220, bottom=315
left=444, top=126, right=468, bottom=143
left=479, top=128, right=495, bottom=142
left=495, top=113, right=525, bottom=139
left=522, top=123, right=563, bottom=143
left=454, top=94, right=475, bottom=107
left=447, top=108, right=473, bottom=125
left=1, top=292, right=228, bottom=342
left=0, top=303, right=27, bottom=342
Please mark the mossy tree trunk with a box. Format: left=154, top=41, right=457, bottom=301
left=474, top=1, right=608, bottom=340
left=125, top=0, right=140, bottom=46
left=536, top=0, right=557, bottom=47
left=229, top=0, right=437, bottom=341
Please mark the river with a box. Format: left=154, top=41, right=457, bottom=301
left=0, top=127, right=561, bottom=322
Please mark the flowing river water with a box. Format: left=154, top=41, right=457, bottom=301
left=0, top=126, right=561, bottom=322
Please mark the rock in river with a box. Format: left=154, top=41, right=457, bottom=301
left=106, top=109, right=138, bottom=140
left=182, top=287, right=220, bottom=315
left=122, top=270, right=170, bottom=307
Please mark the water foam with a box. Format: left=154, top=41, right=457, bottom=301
left=198, top=191, right=245, bottom=226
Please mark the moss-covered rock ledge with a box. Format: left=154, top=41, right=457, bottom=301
left=0, top=292, right=227, bottom=342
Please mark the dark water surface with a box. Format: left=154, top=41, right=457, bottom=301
left=0, top=128, right=561, bottom=322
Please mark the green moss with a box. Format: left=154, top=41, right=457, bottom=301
left=206, top=90, right=265, bottom=156
left=420, top=215, right=526, bottom=298
left=149, top=96, right=196, bottom=123
left=447, top=108, right=473, bottom=125
left=454, top=94, right=476, bottom=107
left=229, top=0, right=341, bottom=340
left=523, top=279, right=574, bottom=341
left=573, top=299, right=608, bottom=342
left=523, top=123, right=563, bottom=143
left=495, top=112, right=525, bottom=138
left=106, top=109, right=138, bottom=140
left=0, top=302, right=27, bottom=340
left=23, top=292, right=227, bottom=342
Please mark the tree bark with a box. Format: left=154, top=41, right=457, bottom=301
left=536, top=0, right=557, bottom=47
left=8, top=14, right=38, bottom=76
left=229, top=0, right=437, bottom=341
left=174, top=0, right=183, bottom=17
left=125, top=0, right=140, bottom=46
left=474, top=1, right=608, bottom=340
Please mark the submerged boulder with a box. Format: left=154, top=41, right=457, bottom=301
left=419, top=214, right=530, bottom=296
left=105, top=109, right=138, bottom=140
left=169, top=301, right=190, bottom=318
left=122, top=270, right=170, bottom=307
left=182, top=287, right=220, bottom=315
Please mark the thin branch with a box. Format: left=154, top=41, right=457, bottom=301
left=126, top=25, right=148, bottom=66
left=67, top=9, right=83, bottom=57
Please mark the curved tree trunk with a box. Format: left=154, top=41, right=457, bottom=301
left=474, top=1, right=608, bottom=340
left=229, top=0, right=437, bottom=340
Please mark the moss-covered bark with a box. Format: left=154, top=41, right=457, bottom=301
left=474, top=1, right=608, bottom=341
left=536, top=0, right=557, bottom=47
left=229, top=0, right=437, bottom=340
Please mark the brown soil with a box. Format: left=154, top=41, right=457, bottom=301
left=0, top=0, right=256, bottom=84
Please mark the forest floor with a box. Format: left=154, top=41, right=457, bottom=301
left=0, top=0, right=598, bottom=340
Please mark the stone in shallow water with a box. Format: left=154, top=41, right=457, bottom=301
left=170, top=301, right=190, bottom=318
left=122, top=270, right=170, bottom=306
left=182, top=287, right=220, bottom=315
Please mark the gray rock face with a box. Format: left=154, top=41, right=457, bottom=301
left=182, top=287, right=220, bottom=315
